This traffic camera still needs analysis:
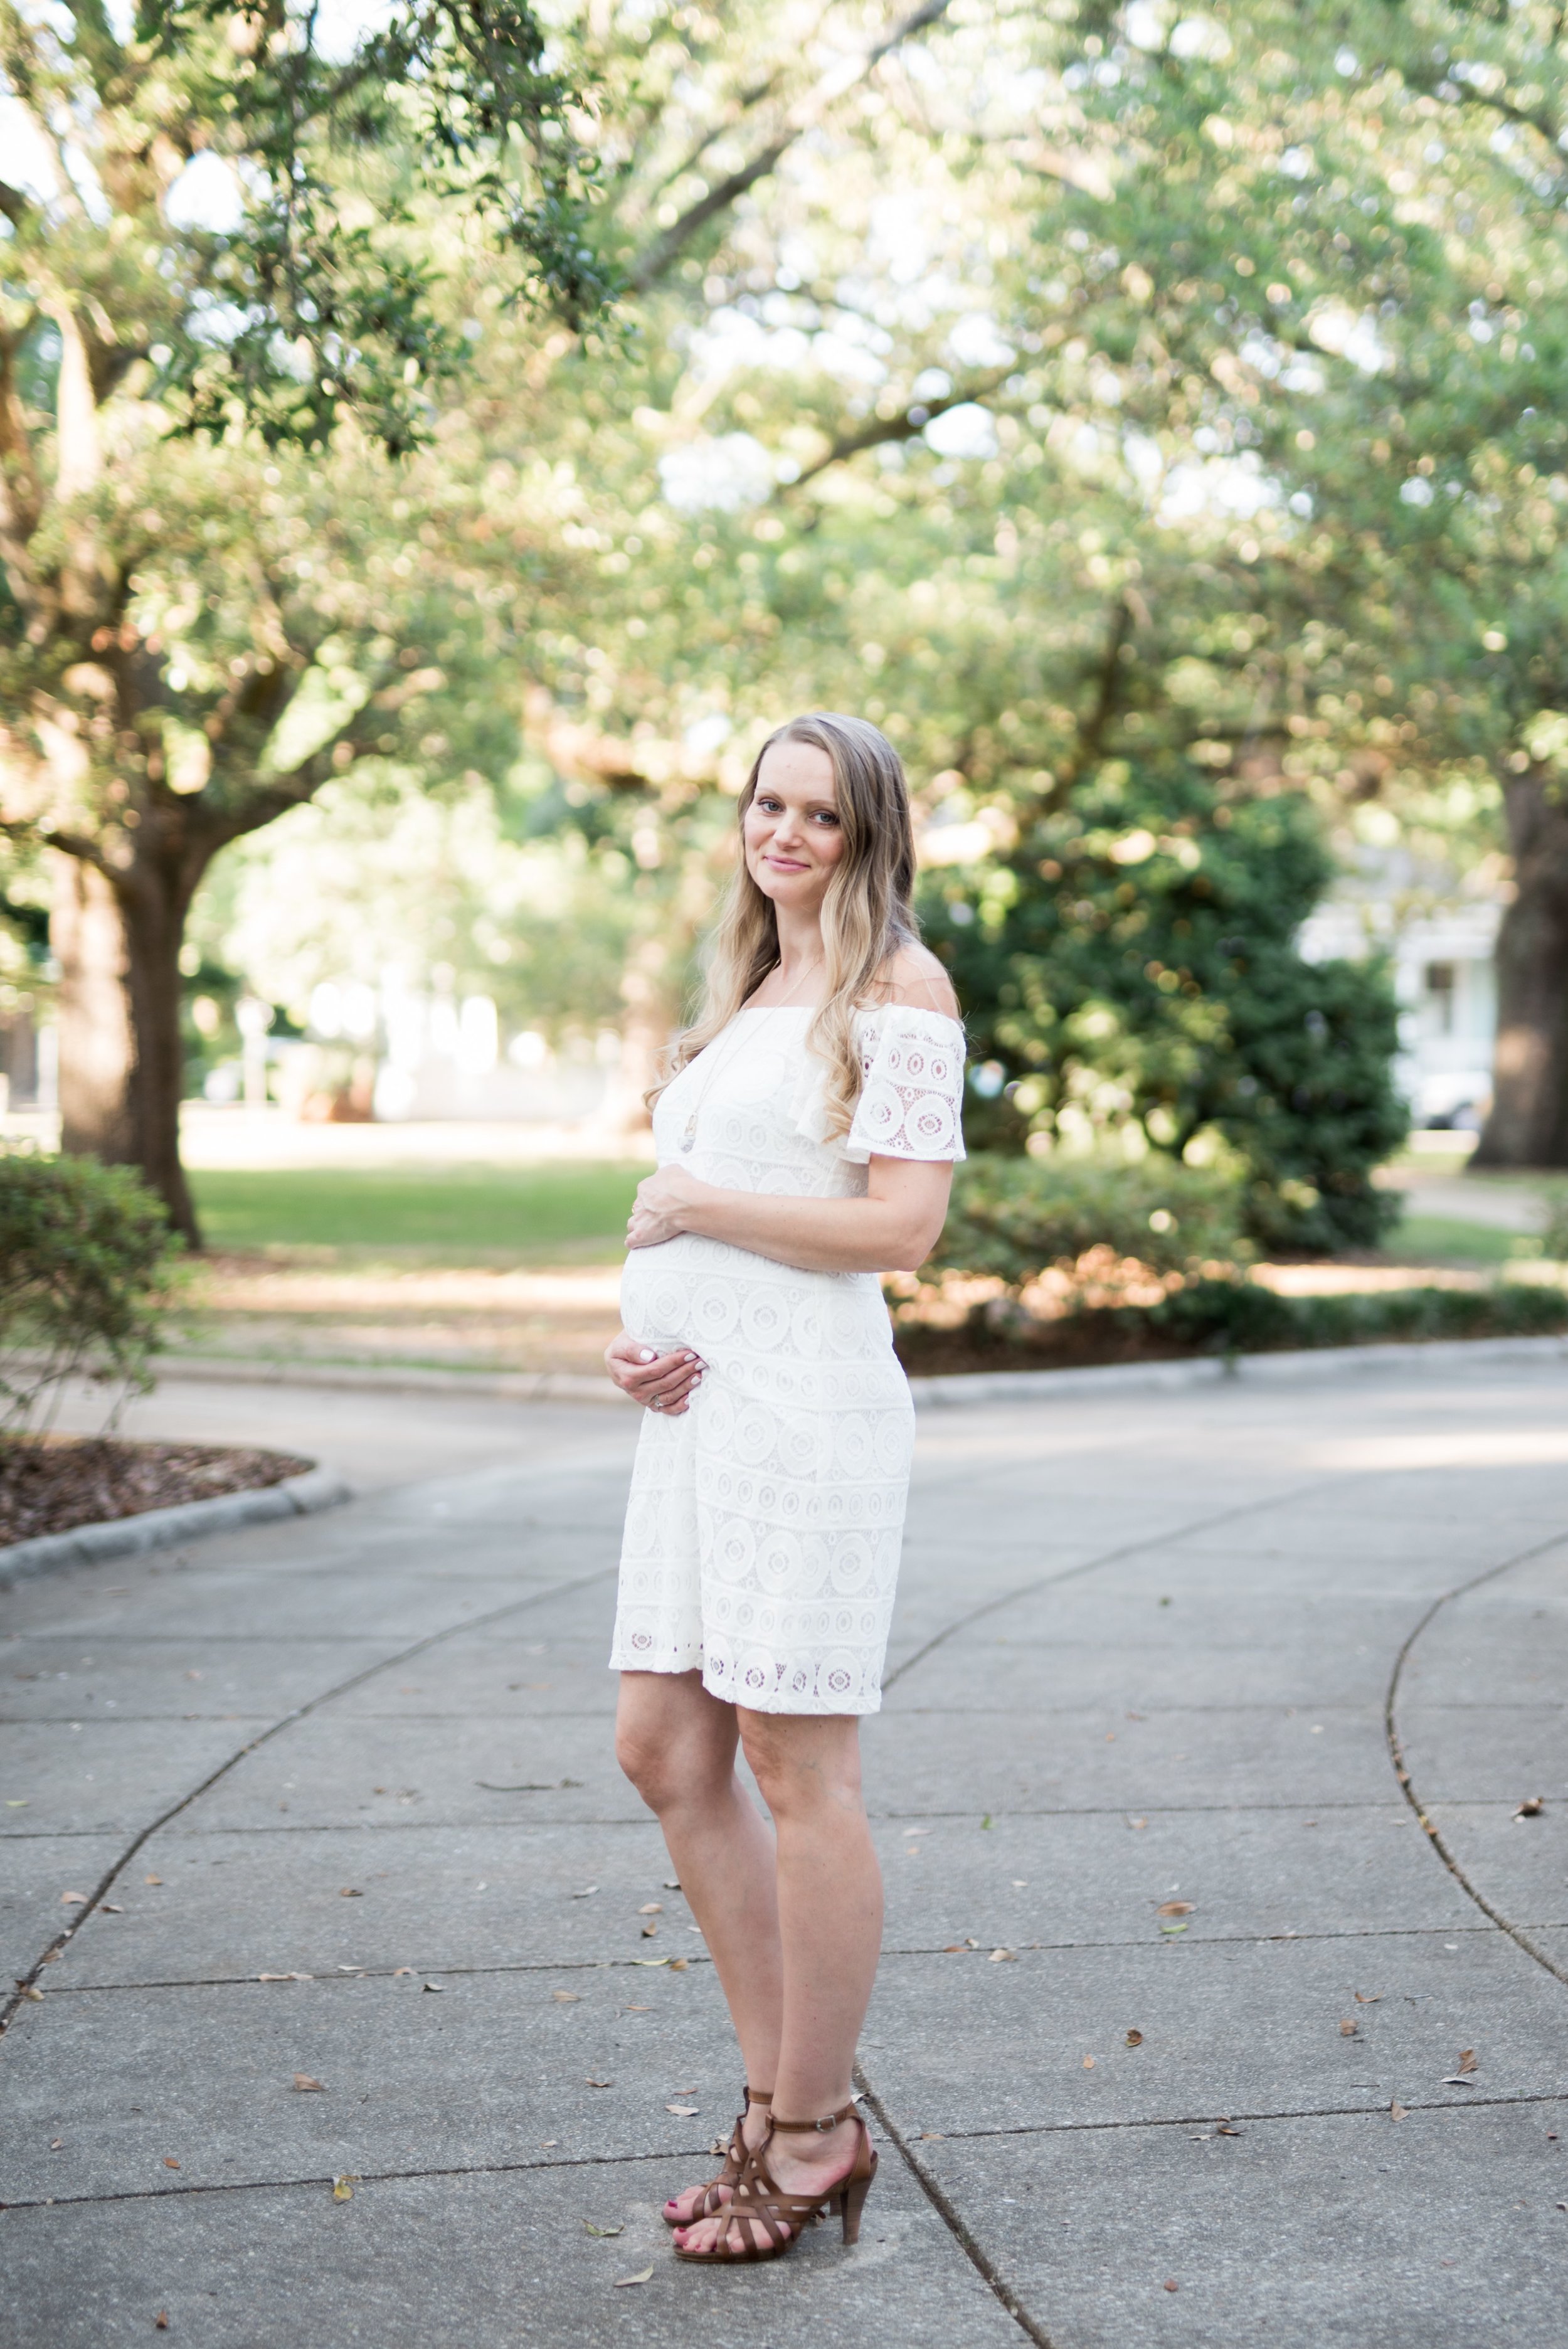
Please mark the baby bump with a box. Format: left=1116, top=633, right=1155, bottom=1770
left=619, top=1243, right=702, bottom=1352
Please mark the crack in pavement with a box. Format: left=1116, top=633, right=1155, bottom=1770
left=38, top=1917, right=1562, bottom=2002
left=8, top=2087, right=1568, bottom=2224
left=1385, top=1529, right=1568, bottom=1991
left=0, top=1563, right=617, bottom=2042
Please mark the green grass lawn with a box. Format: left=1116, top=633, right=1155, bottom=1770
left=188, top=1161, right=644, bottom=1260
left=1387, top=1212, right=1525, bottom=1268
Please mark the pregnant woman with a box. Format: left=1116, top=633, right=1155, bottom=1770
left=604, top=711, right=965, bottom=2266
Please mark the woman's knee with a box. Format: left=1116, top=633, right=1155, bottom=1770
left=739, top=1712, right=863, bottom=1820
left=615, top=1677, right=733, bottom=1811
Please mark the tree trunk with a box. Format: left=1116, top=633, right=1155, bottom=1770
left=1473, top=774, right=1568, bottom=1169
left=51, top=847, right=203, bottom=1245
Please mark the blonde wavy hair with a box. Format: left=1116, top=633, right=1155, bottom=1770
left=652, top=711, right=919, bottom=1139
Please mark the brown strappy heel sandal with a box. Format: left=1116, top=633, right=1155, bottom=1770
left=661, top=2086, right=772, bottom=2229
left=671, top=2099, right=876, bottom=2264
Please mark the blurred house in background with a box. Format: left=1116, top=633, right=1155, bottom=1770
left=1298, top=898, right=1499, bottom=1133
left=198, top=971, right=644, bottom=1136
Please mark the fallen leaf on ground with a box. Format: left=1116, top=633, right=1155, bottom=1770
left=144, top=1875, right=162, bottom=1886
left=1457, top=2049, right=1477, bottom=2074
left=1391, top=2101, right=1407, bottom=2122
left=338, top=1888, right=362, bottom=1899
left=1514, top=1796, right=1545, bottom=1819
left=292, top=2074, right=325, bottom=2093
left=640, top=1924, right=658, bottom=1939
left=1340, top=2020, right=1358, bottom=2037
left=918, top=2131, right=945, bottom=2141
left=1354, top=1991, right=1382, bottom=2005
left=569, top=1886, right=600, bottom=1899
left=582, top=2220, right=623, bottom=2237
left=59, top=1891, right=87, bottom=1906
left=1160, top=1922, right=1189, bottom=1936
left=257, top=1972, right=312, bottom=1983
left=1215, top=2121, right=1242, bottom=2137
left=942, top=1944, right=967, bottom=1954
left=154, top=2314, right=169, bottom=2330
left=332, top=2175, right=357, bottom=2201
left=1156, top=1901, right=1195, bottom=1918
left=1127, top=1816, right=1147, bottom=1830
left=163, top=2158, right=180, bottom=2170
left=50, top=2139, right=63, bottom=2150
left=1125, top=2030, right=1144, bottom=2048
left=100, top=1903, right=124, bottom=1914
left=990, top=1948, right=1017, bottom=1963
left=393, top=1967, right=415, bottom=1978
left=666, top=2103, right=700, bottom=2116
left=553, top=1990, right=581, bottom=2004
left=664, top=1879, right=681, bottom=1890
left=4, top=1801, right=27, bottom=1808
left=668, top=1958, right=689, bottom=1972
left=586, top=2077, right=613, bottom=2088
left=1083, top=2055, right=1096, bottom=2069
left=613, top=2267, right=654, bottom=2288
left=421, top=1982, right=445, bottom=1994
left=638, top=1903, right=662, bottom=1916
left=1163, top=2280, right=1179, bottom=2293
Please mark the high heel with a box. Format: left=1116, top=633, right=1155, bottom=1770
left=671, top=2101, right=876, bottom=2264
left=661, top=2085, right=771, bottom=2228
left=838, top=2159, right=874, bottom=2246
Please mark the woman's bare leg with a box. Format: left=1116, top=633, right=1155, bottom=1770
left=673, top=1709, right=882, bottom=2254
left=614, top=1672, right=783, bottom=2211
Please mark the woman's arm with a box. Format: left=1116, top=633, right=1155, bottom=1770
left=625, top=1154, right=952, bottom=1276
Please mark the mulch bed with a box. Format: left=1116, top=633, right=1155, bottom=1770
left=893, top=1317, right=1202, bottom=1379
left=0, top=1440, right=314, bottom=1549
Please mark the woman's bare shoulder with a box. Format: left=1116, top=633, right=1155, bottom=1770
left=872, top=941, right=961, bottom=1021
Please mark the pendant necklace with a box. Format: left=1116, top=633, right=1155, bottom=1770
left=677, top=957, right=824, bottom=1155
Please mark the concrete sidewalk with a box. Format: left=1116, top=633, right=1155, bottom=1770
left=2, top=1362, right=1566, bottom=2346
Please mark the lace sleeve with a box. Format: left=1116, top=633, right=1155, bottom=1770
left=844, top=1005, right=967, bottom=1165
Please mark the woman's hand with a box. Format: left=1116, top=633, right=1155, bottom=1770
left=604, top=1329, right=706, bottom=1415
left=627, top=1164, right=709, bottom=1251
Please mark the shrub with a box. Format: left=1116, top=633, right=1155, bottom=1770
left=927, top=1150, right=1247, bottom=1293
left=1146, top=1274, right=1568, bottom=1355
left=921, top=756, right=1409, bottom=1252
left=0, top=1148, right=181, bottom=1436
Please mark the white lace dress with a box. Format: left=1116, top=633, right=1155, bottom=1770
left=611, top=1002, right=967, bottom=1715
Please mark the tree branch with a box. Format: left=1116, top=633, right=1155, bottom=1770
left=1054, top=593, right=1135, bottom=802
left=627, top=0, right=954, bottom=290
left=782, top=366, right=1015, bottom=490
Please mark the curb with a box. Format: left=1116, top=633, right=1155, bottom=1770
left=904, top=1331, right=1568, bottom=1407
left=144, top=1334, right=1568, bottom=1414
left=0, top=1465, right=353, bottom=1589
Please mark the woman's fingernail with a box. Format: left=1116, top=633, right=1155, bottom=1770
left=639, top=1350, right=655, bottom=1363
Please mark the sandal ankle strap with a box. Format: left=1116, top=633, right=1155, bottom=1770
left=744, top=2086, right=774, bottom=2106
left=768, top=2099, right=857, bottom=2134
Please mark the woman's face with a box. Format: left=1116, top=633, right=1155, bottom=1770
left=743, top=740, right=845, bottom=919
